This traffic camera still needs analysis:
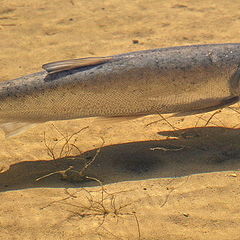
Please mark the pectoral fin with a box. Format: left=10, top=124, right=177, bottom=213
left=42, top=56, right=112, bottom=74
left=0, top=122, right=37, bottom=138
left=174, top=96, right=239, bottom=117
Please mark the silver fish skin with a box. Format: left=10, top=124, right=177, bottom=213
left=0, top=43, right=240, bottom=136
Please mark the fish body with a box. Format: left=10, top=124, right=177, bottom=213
left=0, top=43, right=240, bottom=136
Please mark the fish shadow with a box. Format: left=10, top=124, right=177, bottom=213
left=0, top=126, right=240, bottom=192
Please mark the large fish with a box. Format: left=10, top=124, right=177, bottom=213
left=0, top=43, right=240, bottom=137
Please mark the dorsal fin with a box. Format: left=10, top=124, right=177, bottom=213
left=42, top=56, right=112, bottom=74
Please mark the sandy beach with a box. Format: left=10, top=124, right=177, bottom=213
left=1, top=0, right=240, bottom=239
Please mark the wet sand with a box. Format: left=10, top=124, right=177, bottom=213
left=0, top=0, right=240, bottom=239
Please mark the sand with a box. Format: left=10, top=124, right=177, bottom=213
left=0, top=0, right=240, bottom=239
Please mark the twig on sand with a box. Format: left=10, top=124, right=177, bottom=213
left=203, top=109, right=222, bottom=127
left=43, top=125, right=89, bottom=160
left=228, top=106, right=240, bottom=128
left=37, top=126, right=104, bottom=183
left=133, top=212, right=141, bottom=240
left=150, top=146, right=184, bottom=151
left=64, top=185, right=140, bottom=240
left=41, top=177, right=140, bottom=240
left=145, top=113, right=180, bottom=131
left=38, top=129, right=141, bottom=239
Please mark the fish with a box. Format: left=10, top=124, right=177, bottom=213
left=0, top=43, right=240, bottom=137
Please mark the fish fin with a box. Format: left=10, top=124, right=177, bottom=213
left=173, top=96, right=239, bottom=117
left=0, top=122, right=37, bottom=138
left=42, top=56, right=112, bottom=74
left=94, top=115, right=146, bottom=124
